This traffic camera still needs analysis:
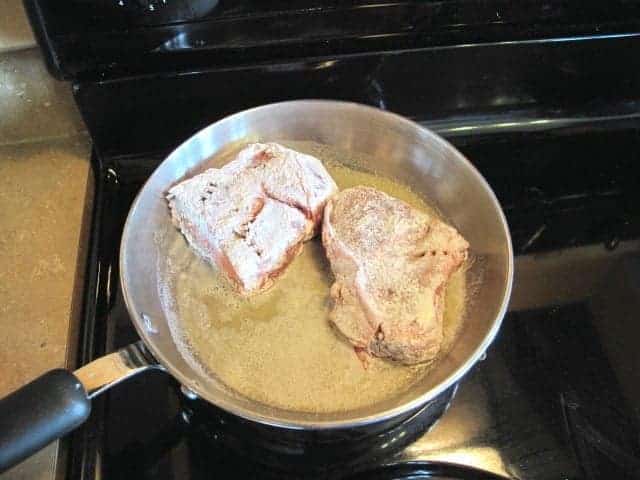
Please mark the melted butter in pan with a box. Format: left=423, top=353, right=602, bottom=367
left=163, top=141, right=467, bottom=413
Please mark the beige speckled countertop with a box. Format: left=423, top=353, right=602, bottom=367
left=0, top=9, right=92, bottom=479
left=0, top=1, right=35, bottom=53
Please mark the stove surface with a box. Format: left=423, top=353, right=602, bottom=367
left=66, top=124, right=640, bottom=480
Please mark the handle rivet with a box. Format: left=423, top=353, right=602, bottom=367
left=180, top=385, right=199, bottom=400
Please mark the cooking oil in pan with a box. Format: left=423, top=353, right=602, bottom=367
left=160, top=141, right=468, bottom=414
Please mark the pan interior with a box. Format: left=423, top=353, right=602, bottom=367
left=157, top=140, right=473, bottom=414
left=119, top=101, right=512, bottom=428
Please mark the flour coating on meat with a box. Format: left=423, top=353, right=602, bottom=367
left=167, top=143, right=338, bottom=294
left=322, top=186, right=469, bottom=364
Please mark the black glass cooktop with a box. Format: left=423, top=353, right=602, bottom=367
left=67, top=122, right=640, bottom=480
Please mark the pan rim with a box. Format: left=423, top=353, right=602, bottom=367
left=119, top=99, right=514, bottom=430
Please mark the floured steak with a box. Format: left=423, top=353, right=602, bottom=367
left=167, top=142, right=338, bottom=295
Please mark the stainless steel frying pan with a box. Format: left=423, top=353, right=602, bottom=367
left=0, top=100, right=513, bottom=472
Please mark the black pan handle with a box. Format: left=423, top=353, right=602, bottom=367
left=0, top=341, right=161, bottom=473
left=0, top=369, right=90, bottom=473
